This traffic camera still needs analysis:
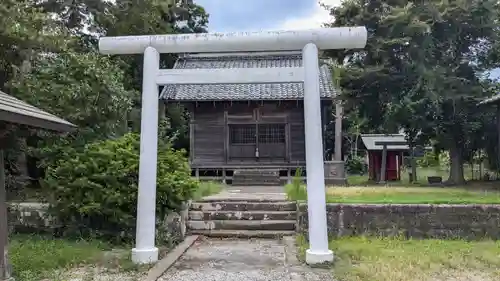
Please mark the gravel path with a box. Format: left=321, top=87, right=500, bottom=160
left=158, top=237, right=334, bottom=281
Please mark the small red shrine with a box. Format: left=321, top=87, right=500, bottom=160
left=361, top=134, right=409, bottom=182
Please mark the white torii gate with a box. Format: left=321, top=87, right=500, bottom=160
left=98, top=27, right=367, bottom=265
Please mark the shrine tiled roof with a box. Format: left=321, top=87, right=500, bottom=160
left=159, top=52, right=337, bottom=101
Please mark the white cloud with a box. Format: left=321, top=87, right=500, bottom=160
left=276, top=0, right=341, bottom=30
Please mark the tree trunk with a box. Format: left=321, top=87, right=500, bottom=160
left=410, top=146, right=417, bottom=183
left=16, top=138, right=30, bottom=189
left=447, top=145, right=465, bottom=185
left=354, top=134, right=359, bottom=157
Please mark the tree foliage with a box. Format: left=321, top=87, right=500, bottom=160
left=0, top=0, right=208, bottom=193
left=43, top=133, right=198, bottom=242
left=10, top=52, right=134, bottom=140
left=326, top=0, right=500, bottom=184
left=8, top=51, right=136, bottom=175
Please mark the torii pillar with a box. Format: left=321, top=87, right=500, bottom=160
left=98, top=27, right=367, bottom=265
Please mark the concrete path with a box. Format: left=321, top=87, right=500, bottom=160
left=202, top=185, right=287, bottom=201
left=158, top=237, right=334, bottom=281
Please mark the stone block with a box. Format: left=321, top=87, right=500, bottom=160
left=297, top=203, right=500, bottom=240
left=324, top=161, right=347, bottom=185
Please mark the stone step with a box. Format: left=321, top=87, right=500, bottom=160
left=231, top=181, right=281, bottom=187
left=232, top=177, right=279, bottom=181
left=232, top=169, right=281, bottom=186
left=232, top=173, right=279, bottom=177
left=187, top=220, right=296, bottom=231
left=232, top=174, right=279, bottom=178
left=188, top=210, right=296, bottom=221
left=233, top=169, right=279, bottom=176
left=199, top=197, right=287, bottom=203
left=190, top=229, right=296, bottom=239
left=190, top=201, right=297, bottom=212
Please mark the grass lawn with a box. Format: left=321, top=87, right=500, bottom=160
left=9, top=235, right=136, bottom=281
left=325, top=186, right=500, bottom=204
left=286, top=184, right=500, bottom=204
left=193, top=181, right=224, bottom=200
left=297, top=235, right=500, bottom=281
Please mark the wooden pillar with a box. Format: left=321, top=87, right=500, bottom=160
left=497, top=104, right=500, bottom=173
left=0, top=150, right=12, bottom=280
left=222, top=169, right=226, bottom=184
left=380, top=144, right=387, bottom=184
left=189, top=121, right=195, bottom=163
left=158, top=101, right=166, bottom=121
left=334, top=102, right=343, bottom=161
left=400, top=151, right=404, bottom=181
left=223, top=111, right=229, bottom=163
left=287, top=168, right=292, bottom=184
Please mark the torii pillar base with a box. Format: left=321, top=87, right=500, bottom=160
left=131, top=248, right=159, bottom=265
left=306, top=249, right=334, bottom=265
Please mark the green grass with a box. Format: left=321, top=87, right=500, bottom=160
left=286, top=184, right=500, bottom=204
left=347, top=166, right=498, bottom=186
left=193, top=181, right=224, bottom=200
left=326, top=186, right=500, bottom=204
left=296, top=235, right=500, bottom=281
left=9, top=235, right=130, bottom=281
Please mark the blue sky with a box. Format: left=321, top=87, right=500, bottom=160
left=194, top=0, right=339, bottom=32
left=490, top=69, right=500, bottom=80
left=194, top=0, right=499, bottom=81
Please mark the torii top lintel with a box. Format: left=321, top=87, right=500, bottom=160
left=98, top=27, right=368, bottom=55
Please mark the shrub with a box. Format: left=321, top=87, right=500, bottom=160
left=43, top=133, right=198, bottom=243
left=346, top=155, right=366, bottom=175
left=285, top=168, right=307, bottom=201
left=417, top=151, right=440, bottom=168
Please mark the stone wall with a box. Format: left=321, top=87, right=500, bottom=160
left=7, top=202, right=189, bottom=243
left=7, top=202, right=55, bottom=233
left=297, top=203, right=500, bottom=240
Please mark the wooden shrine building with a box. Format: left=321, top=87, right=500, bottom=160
left=160, top=51, right=337, bottom=184
left=361, top=134, right=409, bottom=182
left=0, top=90, right=75, bottom=279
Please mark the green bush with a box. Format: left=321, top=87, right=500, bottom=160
left=285, top=168, right=307, bottom=201
left=417, top=151, right=440, bottom=168
left=43, top=133, right=198, bottom=242
left=346, top=155, right=366, bottom=175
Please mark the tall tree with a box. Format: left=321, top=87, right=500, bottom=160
left=9, top=51, right=135, bottom=168
left=0, top=0, right=68, bottom=89
left=326, top=0, right=499, bottom=184
left=0, top=0, right=71, bottom=193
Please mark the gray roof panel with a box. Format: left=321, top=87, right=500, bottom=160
left=160, top=52, right=337, bottom=101
left=361, top=134, right=409, bottom=151
left=0, top=90, right=75, bottom=132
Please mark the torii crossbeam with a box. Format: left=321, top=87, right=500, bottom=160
left=98, top=27, right=367, bottom=265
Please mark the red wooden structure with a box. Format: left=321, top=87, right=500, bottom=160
left=361, top=134, right=408, bottom=182
left=367, top=150, right=404, bottom=181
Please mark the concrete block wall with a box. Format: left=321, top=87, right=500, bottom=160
left=298, top=203, right=500, bottom=240
left=6, top=202, right=189, bottom=244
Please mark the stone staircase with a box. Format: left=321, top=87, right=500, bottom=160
left=232, top=169, right=281, bottom=186
left=187, top=199, right=297, bottom=238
